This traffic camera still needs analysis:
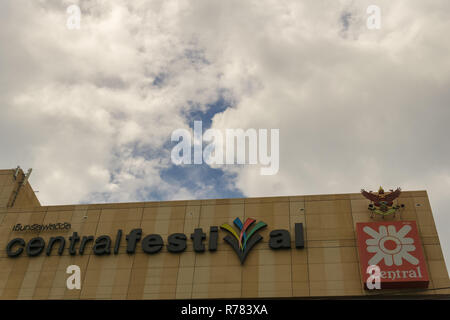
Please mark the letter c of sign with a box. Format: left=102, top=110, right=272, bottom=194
left=7, top=238, right=26, bottom=257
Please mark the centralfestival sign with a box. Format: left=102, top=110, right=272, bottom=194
left=356, top=221, right=429, bottom=289
left=5, top=218, right=305, bottom=264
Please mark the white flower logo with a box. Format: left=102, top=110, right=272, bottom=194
left=364, top=224, right=419, bottom=266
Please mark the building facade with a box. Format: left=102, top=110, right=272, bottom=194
left=0, top=168, right=449, bottom=299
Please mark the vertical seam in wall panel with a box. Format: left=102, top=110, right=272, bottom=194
left=36, top=207, right=54, bottom=299
left=84, top=208, right=103, bottom=300
left=414, top=197, right=437, bottom=290
left=191, top=206, right=200, bottom=299
left=289, top=201, right=293, bottom=297
left=173, top=205, right=186, bottom=300
left=190, top=206, right=200, bottom=299
left=349, top=199, right=363, bottom=295
left=305, top=203, right=310, bottom=297
left=24, top=207, right=47, bottom=299
left=125, top=207, right=143, bottom=299
left=79, top=208, right=97, bottom=299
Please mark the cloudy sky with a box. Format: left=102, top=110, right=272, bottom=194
left=1, top=1, right=449, bottom=267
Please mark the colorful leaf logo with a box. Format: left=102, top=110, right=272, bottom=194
left=220, top=217, right=267, bottom=263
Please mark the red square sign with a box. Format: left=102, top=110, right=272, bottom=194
left=356, top=221, right=429, bottom=289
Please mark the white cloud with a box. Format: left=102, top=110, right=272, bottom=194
left=0, top=0, right=227, bottom=204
